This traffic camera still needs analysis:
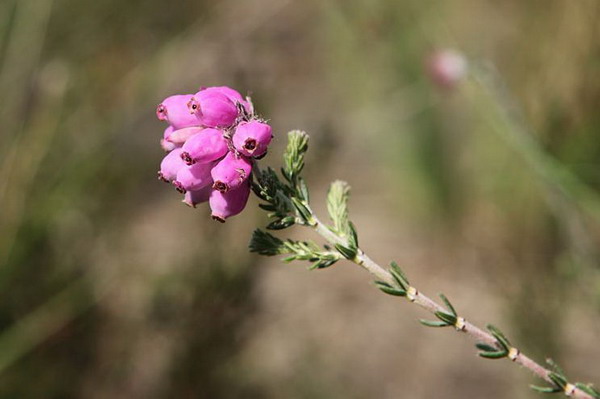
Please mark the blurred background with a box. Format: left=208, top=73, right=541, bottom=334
left=0, top=0, right=599, bottom=397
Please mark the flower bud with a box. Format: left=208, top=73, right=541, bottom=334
left=161, top=126, right=177, bottom=151
left=426, top=49, right=467, bottom=89
left=209, top=180, right=251, bottom=222
left=158, top=148, right=186, bottom=182
left=182, top=185, right=212, bottom=208
left=161, top=138, right=177, bottom=152
left=201, top=86, right=251, bottom=114
left=156, top=94, right=201, bottom=129
left=167, top=126, right=203, bottom=145
left=173, top=161, right=215, bottom=193
left=180, top=128, right=229, bottom=165
left=188, top=90, right=238, bottom=128
left=163, top=126, right=175, bottom=140
left=233, top=121, right=272, bottom=158
left=211, top=151, right=252, bottom=193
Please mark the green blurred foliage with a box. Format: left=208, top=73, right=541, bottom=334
left=0, top=0, right=598, bottom=398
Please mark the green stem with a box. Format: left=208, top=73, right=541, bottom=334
left=308, top=213, right=593, bottom=399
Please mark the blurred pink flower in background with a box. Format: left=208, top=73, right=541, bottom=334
left=426, top=49, right=468, bottom=89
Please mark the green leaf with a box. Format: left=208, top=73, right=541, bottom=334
left=575, top=383, right=600, bottom=397
left=266, top=216, right=295, bottom=230
left=475, top=343, right=498, bottom=352
left=347, top=221, right=359, bottom=249
left=326, top=180, right=351, bottom=236
left=309, top=258, right=339, bottom=270
left=258, top=203, right=276, bottom=212
left=546, top=359, right=566, bottom=377
left=334, top=243, right=357, bottom=260
left=530, top=385, right=561, bottom=394
left=374, top=281, right=406, bottom=296
left=297, top=177, right=310, bottom=202
left=389, top=261, right=409, bottom=290
left=435, top=311, right=457, bottom=326
left=478, top=349, right=508, bottom=359
left=283, top=130, right=309, bottom=184
left=419, top=319, right=449, bottom=327
left=548, top=372, right=567, bottom=389
left=249, top=230, right=286, bottom=255
left=486, top=324, right=511, bottom=350
left=290, top=197, right=312, bottom=224
left=390, top=261, right=409, bottom=284
left=439, top=293, right=457, bottom=316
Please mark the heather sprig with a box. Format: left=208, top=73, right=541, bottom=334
left=249, top=131, right=598, bottom=399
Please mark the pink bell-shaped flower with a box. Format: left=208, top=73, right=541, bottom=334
left=182, top=185, right=212, bottom=208
left=187, top=90, right=239, bottom=128
left=158, top=148, right=186, bottom=182
left=173, top=161, right=215, bottom=193
left=161, top=126, right=177, bottom=152
left=201, top=86, right=251, bottom=114
left=233, top=121, right=272, bottom=158
left=166, top=126, right=203, bottom=146
left=156, top=94, right=200, bottom=129
left=210, top=151, right=253, bottom=193
left=209, top=180, right=251, bottom=222
left=180, top=128, right=229, bottom=165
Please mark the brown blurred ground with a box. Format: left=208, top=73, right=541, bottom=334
left=0, top=0, right=598, bottom=398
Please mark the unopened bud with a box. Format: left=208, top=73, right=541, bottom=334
left=161, top=138, right=177, bottom=152
left=167, top=126, right=203, bottom=145
left=202, top=86, right=251, bottom=114
left=426, top=49, right=467, bottom=90
left=158, top=148, right=186, bottom=182
left=161, top=126, right=177, bottom=152
left=180, top=128, right=229, bottom=165
left=188, top=89, right=239, bottom=128
left=173, top=161, right=215, bottom=192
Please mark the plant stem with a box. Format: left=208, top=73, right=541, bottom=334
left=309, top=214, right=593, bottom=399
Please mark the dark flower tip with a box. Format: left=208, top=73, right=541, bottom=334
left=213, top=181, right=229, bottom=193
left=180, top=151, right=195, bottom=165
left=187, top=98, right=201, bottom=115
left=157, top=171, right=169, bottom=182
left=212, top=215, right=226, bottom=223
left=244, top=138, right=257, bottom=152
left=156, top=104, right=167, bottom=120
left=172, top=181, right=187, bottom=194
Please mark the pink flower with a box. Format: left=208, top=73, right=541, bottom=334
left=201, top=86, right=252, bottom=114
left=187, top=90, right=239, bottom=128
left=180, top=128, right=229, bottom=165
left=161, top=126, right=177, bottom=151
left=167, top=126, right=203, bottom=146
left=426, top=49, right=467, bottom=89
left=209, top=180, right=251, bottom=222
left=183, top=185, right=212, bottom=208
left=158, top=148, right=186, bottom=182
left=173, top=161, right=215, bottom=193
left=233, top=121, right=272, bottom=158
left=155, top=85, right=268, bottom=222
left=211, top=151, right=253, bottom=193
left=163, top=126, right=175, bottom=140
left=156, top=94, right=200, bottom=129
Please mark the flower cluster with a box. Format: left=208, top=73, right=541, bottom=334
left=156, top=86, right=273, bottom=222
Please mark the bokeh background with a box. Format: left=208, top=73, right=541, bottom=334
left=0, top=0, right=599, bottom=397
